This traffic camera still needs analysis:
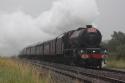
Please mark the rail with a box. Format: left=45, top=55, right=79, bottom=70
left=21, top=59, right=125, bottom=83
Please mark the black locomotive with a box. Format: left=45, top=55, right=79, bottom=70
left=19, top=25, right=108, bottom=68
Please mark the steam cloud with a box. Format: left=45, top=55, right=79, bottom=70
left=0, top=0, right=99, bottom=56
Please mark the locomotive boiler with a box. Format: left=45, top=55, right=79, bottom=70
left=19, top=25, right=108, bottom=68
left=63, top=25, right=102, bottom=48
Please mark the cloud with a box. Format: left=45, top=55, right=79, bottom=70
left=0, top=0, right=99, bottom=56
left=36, top=0, right=99, bottom=35
left=0, top=11, right=52, bottom=56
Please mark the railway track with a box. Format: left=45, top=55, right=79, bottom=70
left=22, top=59, right=125, bottom=83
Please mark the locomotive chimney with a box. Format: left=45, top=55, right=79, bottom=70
left=86, top=25, right=92, bottom=28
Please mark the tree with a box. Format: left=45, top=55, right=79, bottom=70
left=103, top=31, right=125, bottom=59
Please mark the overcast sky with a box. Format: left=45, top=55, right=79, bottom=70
left=0, top=0, right=125, bottom=39
left=0, top=0, right=125, bottom=56
left=96, top=0, right=125, bottom=39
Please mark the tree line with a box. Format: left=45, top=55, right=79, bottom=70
left=102, top=31, right=125, bottom=60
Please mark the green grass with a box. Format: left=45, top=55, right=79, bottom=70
left=107, top=58, right=125, bottom=69
left=0, top=58, right=50, bottom=83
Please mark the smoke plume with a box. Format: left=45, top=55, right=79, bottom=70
left=0, top=0, right=99, bottom=56
left=36, top=0, right=99, bottom=35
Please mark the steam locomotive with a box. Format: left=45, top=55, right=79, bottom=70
left=19, top=25, right=108, bottom=68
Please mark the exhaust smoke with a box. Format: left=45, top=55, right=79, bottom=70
left=0, top=0, right=99, bottom=56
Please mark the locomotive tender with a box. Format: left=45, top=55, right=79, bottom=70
left=19, top=25, right=108, bottom=68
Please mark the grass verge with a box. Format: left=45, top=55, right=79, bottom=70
left=0, top=57, right=49, bottom=83
left=107, top=58, right=125, bottom=69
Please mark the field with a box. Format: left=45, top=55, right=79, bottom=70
left=0, top=57, right=51, bottom=83
left=107, top=58, right=125, bottom=69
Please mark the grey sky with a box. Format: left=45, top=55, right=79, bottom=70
left=0, top=0, right=54, bottom=16
left=0, top=0, right=124, bottom=40
left=96, top=0, right=125, bottom=39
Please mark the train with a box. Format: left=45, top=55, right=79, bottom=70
left=19, top=25, right=108, bottom=68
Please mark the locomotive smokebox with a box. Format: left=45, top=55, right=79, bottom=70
left=68, top=25, right=102, bottom=48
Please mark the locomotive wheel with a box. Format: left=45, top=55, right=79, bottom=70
left=98, top=65, right=102, bottom=69
left=69, top=55, right=77, bottom=66
left=98, top=60, right=105, bottom=69
left=69, top=60, right=75, bottom=66
left=69, top=51, right=78, bottom=66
